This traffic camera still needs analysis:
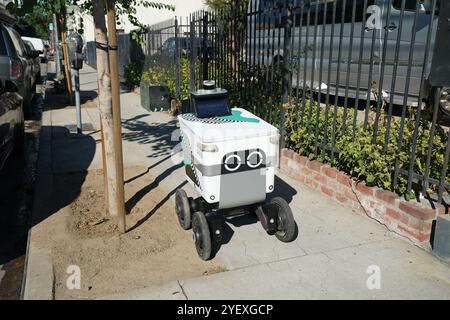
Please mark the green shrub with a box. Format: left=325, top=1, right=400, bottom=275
left=124, top=61, right=143, bottom=87
left=284, top=101, right=449, bottom=199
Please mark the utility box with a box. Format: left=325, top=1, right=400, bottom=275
left=66, top=32, right=84, bottom=70
left=433, top=215, right=450, bottom=259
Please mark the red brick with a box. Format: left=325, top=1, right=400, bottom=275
left=375, top=189, right=398, bottom=206
left=337, top=172, right=352, bottom=187
left=321, top=165, right=339, bottom=179
left=307, top=160, right=323, bottom=173
left=281, top=148, right=294, bottom=159
left=288, top=159, right=300, bottom=171
left=355, top=182, right=374, bottom=197
left=313, top=173, right=328, bottom=185
left=386, top=208, right=409, bottom=225
left=345, top=189, right=359, bottom=202
left=321, top=185, right=334, bottom=197
left=293, top=153, right=308, bottom=166
left=301, top=167, right=313, bottom=177
left=336, top=193, right=349, bottom=204
left=399, top=201, right=437, bottom=221
left=280, top=156, right=288, bottom=170
left=327, top=180, right=338, bottom=190
left=397, top=225, right=430, bottom=243
left=407, top=218, right=433, bottom=233
left=304, top=177, right=319, bottom=190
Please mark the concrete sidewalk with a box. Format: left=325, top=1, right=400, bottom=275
left=23, top=65, right=450, bottom=300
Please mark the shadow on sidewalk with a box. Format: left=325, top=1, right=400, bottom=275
left=210, top=175, right=298, bottom=259
left=30, top=126, right=96, bottom=228
left=122, top=115, right=178, bottom=159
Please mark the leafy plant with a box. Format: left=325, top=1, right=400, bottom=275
left=124, top=61, right=143, bottom=87
left=284, top=101, right=450, bottom=198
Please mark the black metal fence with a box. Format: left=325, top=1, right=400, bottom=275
left=85, top=32, right=145, bottom=79
left=139, top=0, right=450, bottom=206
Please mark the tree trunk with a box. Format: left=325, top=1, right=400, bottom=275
left=58, top=12, right=73, bottom=102
left=92, top=0, right=120, bottom=221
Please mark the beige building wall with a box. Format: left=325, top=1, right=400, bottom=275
left=82, top=0, right=205, bottom=42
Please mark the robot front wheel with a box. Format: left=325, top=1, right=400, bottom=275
left=192, top=211, right=212, bottom=260
left=269, top=197, right=297, bottom=243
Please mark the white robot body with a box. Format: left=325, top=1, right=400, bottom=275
left=179, top=107, right=279, bottom=209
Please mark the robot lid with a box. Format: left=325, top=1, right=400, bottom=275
left=179, top=107, right=279, bottom=143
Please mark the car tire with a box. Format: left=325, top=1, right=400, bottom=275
left=429, top=87, right=450, bottom=125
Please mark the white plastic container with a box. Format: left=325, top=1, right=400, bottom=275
left=179, top=107, right=279, bottom=209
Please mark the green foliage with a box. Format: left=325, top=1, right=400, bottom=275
left=284, top=102, right=450, bottom=198
left=141, top=58, right=193, bottom=101
left=124, top=61, right=143, bottom=87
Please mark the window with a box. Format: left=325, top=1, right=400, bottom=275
left=292, top=0, right=375, bottom=27
left=393, top=0, right=440, bottom=13
left=5, top=27, right=25, bottom=57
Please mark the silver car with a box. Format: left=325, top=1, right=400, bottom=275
left=247, top=0, right=448, bottom=119
left=0, top=23, right=35, bottom=114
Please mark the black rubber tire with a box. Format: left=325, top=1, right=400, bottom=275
left=175, top=189, right=191, bottom=230
left=271, top=197, right=296, bottom=243
left=192, top=211, right=212, bottom=261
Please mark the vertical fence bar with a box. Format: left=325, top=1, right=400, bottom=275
left=393, top=1, right=421, bottom=188
left=280, top=1, right=293, bottom=149
left=363, top=5, right=379, bottom=130
left=307, top=2, right=320, bottom=135
left=330, top=0, right=347, bottom=162
left=407, top=0, right=438, bottom=194
left=294, top=2, right=305, bottom=127
left=384, top=0, right=406, bottom=154
left=189, top=18, right=195, bottom=92
left=314, top=0, right=328, bottom=156
left=300, top=5, right=311, bottom=127
left=175, top=16, right=180, bottom=100
left=372, top=2, right=392, bottom=144
left=202, top=11, right=209, bottom=81
left=342, top=0, right=357, bottom=133
left=322, top=0, right=337, bottom=159
left=352, top=0, right=369, bottom=140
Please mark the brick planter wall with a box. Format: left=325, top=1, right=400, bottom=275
left=280, top=148, right=447, bottom=247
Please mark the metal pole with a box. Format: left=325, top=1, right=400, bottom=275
left=74, top=68, right=82, bottom=134
left=106, top=0, right=126, bottom=233
left=53, top=14, right=61, bottom=76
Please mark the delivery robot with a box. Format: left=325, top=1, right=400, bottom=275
left=176, top=80, right=297, bottom=260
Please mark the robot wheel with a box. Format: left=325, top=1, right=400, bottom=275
left=175, top=189, right=191, bottom=230
left=192, top=211, right=212, bottom=260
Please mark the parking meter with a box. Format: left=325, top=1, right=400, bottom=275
left=67, top=33, right=84, bottom=70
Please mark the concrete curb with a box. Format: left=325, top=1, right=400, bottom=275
left=21, top=109, right=55, bottom=300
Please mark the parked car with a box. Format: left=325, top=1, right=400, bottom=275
left=247, top=0, right=448, bottom=121
left=23, top=39, right=41, bottom=85
left=21, top=36, right=47, bottom=63
left=150, top=36, right=213, bottom=66
left=0, top=78, right=24, bottom=171
left=0, top=23, right=35, bottom=113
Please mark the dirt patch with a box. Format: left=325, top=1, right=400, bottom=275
left=46, top=167, right=222, bottom=299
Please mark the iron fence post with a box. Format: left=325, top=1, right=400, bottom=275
left=280, top=2, right=293, bottom=150
left=202, top=12, right=209, bottom=81
left=175, top=17, right=180, bottom=100
left=189, top=19, right=195, bottom=92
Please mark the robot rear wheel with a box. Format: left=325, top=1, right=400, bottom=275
left=175, top=189, right=191, bottom=230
